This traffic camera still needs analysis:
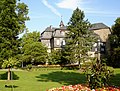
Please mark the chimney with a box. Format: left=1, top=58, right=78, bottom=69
left=50, top=25, right=52, bottom=29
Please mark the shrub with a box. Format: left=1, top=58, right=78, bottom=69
left=86, top=58, right=114, bottom=89
left=26, top=64, right=32, bottom=71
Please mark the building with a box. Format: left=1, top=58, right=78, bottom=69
left=40, top=20, right=68, bottom=53
left=88, top=23, right=111, bottom=57
left=40, top=21, right=111, bottom=57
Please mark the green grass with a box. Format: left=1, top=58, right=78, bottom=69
left=0, top=68, right=120, bottom=91
left=109, top=68, right=120, bottom=86
left=0, top=68, right=86, bottom=91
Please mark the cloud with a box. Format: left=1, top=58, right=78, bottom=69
left=56, top=0, right=119, bottom=18
left=56, top=0, right=83, bottom=10
left=42, top=0, right=61, bottom=17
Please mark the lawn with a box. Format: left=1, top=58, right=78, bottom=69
left=0, top=68, right=120, bottom=91
left=0, top=68, right=86, bottom=91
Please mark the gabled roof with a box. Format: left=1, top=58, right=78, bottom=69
left=41, top=26, right=68, bottom=39
left=55, top=26, right=67, bottom=30
left=53, top=26, right=67, bottom=38
left=89, top=23, right=109, bottom=30
left=41, top=26, right=55, bottom=39
left=44, top=26, right=55, bottom=32
left=53, top=30, right=65, bottom=38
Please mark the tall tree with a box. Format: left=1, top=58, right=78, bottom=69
left=0, top=0, right=29, bottom=80
left=20, top=31, right=48, bottom=66
left=0, top=0, right=29, bottom=65
left=108, top=17, right=120, bottom=67
left=63, top=8, right=96, bottom=68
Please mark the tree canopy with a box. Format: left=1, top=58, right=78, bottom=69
left=63, top=8, right=96, bottom=67
left=20, top=31, right=48, bottom=65
left=0, top=0, right=29, bottom=67
left=108, top=17, right=120, bottom=67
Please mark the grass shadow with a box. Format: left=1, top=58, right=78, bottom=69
left=36, top=71, right=86, bottom=85
left=5, top=85, right=18, bottom=88
left=0, top=71, right=19, bottom=80
left=109, top=73, right=120, bottom=87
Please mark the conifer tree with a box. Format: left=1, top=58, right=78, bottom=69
left=0, top=0, right=29, bottom=65
left=108, top=17, right=120, bottom=67
left=63, top=8, right=96, bottom=68
left=0, top=0, right=29, bottom=80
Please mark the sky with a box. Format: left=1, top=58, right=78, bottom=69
left=21, top=0, right=120, bottom=33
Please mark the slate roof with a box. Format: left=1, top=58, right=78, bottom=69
left=89, top=23, right=109, bottom=30
left=53, top=30, right=64, bottom=38
left=44, top=26, right=55, bottom=32
left=53, top=26, right=67, bottom=38
left=41, top=26, right=55, bottom=39
left=41, top=23, right=109, bottom=39
left=41, top=26, right=68, bottom=39
left=56, top=26, right=67, bottom=30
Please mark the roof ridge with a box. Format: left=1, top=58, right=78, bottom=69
left=89, top=23, right=109, bottom=30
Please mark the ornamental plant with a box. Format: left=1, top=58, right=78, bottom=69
left=86, top=58, right=114, bottom=89
left=2, top=57, right=20, bottom=80
left=47, top=84, right=120, bottom=91
left=47, top=84, right=91, bottom=91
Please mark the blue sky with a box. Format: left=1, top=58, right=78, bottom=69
left=21, top=0, right=120, bottom=33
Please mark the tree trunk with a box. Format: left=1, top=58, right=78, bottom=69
left=78, top=61, right=81, bottom=70
left=8, top=67, right=11, bottom=80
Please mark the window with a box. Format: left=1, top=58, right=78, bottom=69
left=100, top=42, right=105, bottom=53
left=101, top=48, right=104, bottom=52
left=62, top=40, right=65, bottom=46
left=56, top=39, right=60, bottom=45
left=61, top=31, right=65, bottom=36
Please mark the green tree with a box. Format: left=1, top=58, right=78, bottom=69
left=108, top=17, right=120, bottom=67
left=63, top=8, right=96, bottom=68
left=2, top=57, right=20, bottom=80
left=20, top=31, right=48, bottom=66
left=0, top=0, right=29, bottom=67
left=0, top=0, right=29, bottom=80
left=49, top=49, right=62, bottom=65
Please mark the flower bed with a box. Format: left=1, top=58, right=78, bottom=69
left=47, top=84, right=120, bottom=91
